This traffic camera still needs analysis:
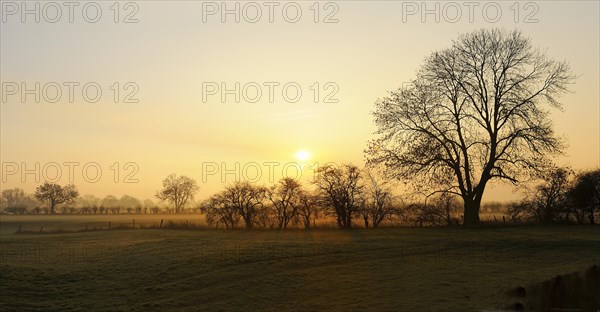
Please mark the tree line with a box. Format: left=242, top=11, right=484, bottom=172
left=507, top=168, right=600, bottom=225
left=0, top=186, right=172, bottom=215
left=0, top=165, right=460, bottom=228
left=2, top=165, right=598, bottom=228
left=192, top=165, right=599, bottom=228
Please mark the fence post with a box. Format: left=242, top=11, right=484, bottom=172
left=39, top=226, right=43, bottom=233
left=108, top=221, right=111, bottom=230
left=160, top=219, right=164, bottom=228
left=17, top=224, right=22, bottom=233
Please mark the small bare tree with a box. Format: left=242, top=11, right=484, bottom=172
left=431, top=192, right=461, bottom=225
left=297, top=191, right=320, bottom=229
left=267, top=177, right=303, bottom=229
left=366, top=29, right=575, bottom=225
left=156, top=174, right=199, bottom=214
left=1, top=188, right=26, bottom=208
left=212, top=181, right=267, bottom=229
left=361, top=171, right=397, bottom=228
left=506, top=200, right=532, bottom=223
left=313, top=164, right=363, bottom=229
left=119, top=195, right=141, bottom=214
left=527, top=167, right=572, bottom=223
left=1, top=188, right=32, bottom=214
left=77, top=194, right=100, bottom=211
left=200, top=193, right=240, bottom=229
left=101, top=195, right=119, bottom=214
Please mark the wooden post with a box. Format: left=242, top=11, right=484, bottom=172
left=503, top=216, right=506, bottom=224
left=17, top=224, right=22, bottom=233
left=494, top=215, right=498, bottom=223
left=108, top=221, right=111, bottom=230
left=160, top=219, right=164, bottom=228
left=39, top=226, right=43, bottom=233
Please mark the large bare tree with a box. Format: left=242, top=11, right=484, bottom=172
left=34, top=182, right=79, bottom=214
left=366, top=29, right=575, bottom=225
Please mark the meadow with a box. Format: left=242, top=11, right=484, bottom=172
left=0, top=216, right=598, bottom=311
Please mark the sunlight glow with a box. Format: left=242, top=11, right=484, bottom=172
left=295, top=150, right=311, bottom=161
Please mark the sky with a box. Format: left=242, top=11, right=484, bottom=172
left=1, top=0, right=599, bottom=203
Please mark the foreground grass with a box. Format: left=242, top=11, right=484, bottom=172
left=0, top=226, right=598, bottom=311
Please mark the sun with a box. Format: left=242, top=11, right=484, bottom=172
left=295, top=150, right=311, bottom=162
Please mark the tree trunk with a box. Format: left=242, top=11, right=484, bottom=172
left=463, top=197, right=481, bottom=226
left=373, top=215, right=381, bottom=228
left=244, top=217, right=253, bottom=229
left=346, top=209, right=353, bottom=229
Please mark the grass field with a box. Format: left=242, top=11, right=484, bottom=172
left=0, top=215, right=208, bottom=236
left=0, top=217, right=598, bottom=311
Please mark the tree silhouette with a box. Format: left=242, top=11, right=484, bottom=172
left=313, top=164, right=363, bottom=228
left=1, top=188, right=27, bottom=209
left=361, top=171, right=397, bottom=228
left=366, top=29, right=575, bottom=225
left=528, top=167, right=572, bottom=223
left=201, top=181, right=268, bottom=229
left=156, top=174, right=199, bottom=214
left=567, top=169, right=600, bottom=224
left=297, top=191, right=320, bottom=229
left=201, top=191, right=241, bottom=229
left=267, top=177, right=303, bottom=229
left=101, top=195, right=119, bottom=213
left=34, top=182, right=79, bottom=214
left=431, top=192, right=461, bottom=226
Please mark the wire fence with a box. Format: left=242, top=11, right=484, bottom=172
left=13, top=218, right=207, bottom=234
